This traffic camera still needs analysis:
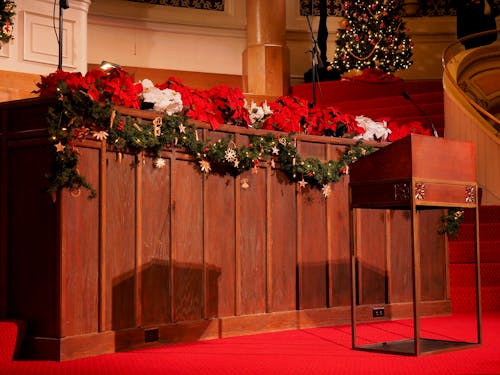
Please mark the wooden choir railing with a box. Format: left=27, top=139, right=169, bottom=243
left=0, top=97, right=449, bottom=361
left=0, top=70, right=40, bottom=102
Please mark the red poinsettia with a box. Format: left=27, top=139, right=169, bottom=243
left=387, top=120, right=431, bottom=141
left=305, top=106, right=362, bottom=137
left=35, top=69, right=86, bottom=97
left=36, top=68, right=142, bottom=109
left=263, top=96, right=309, bottom=133
left=208, top=85, right=250, bottom=127
left=85, top=68, right=142, bottom=108
left=161, top=77, right=220, bottom=129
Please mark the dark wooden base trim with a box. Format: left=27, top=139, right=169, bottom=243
left=24, top=331, right=115, bottom=361
left=22, top=301, right=450, bottom=361
left=355, top=300, right=452, bottom=323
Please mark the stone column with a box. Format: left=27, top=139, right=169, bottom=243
left=243, top=0, right=290, bottom=97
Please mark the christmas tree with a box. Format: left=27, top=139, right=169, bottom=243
left=331, top=0, right=413, bottom=74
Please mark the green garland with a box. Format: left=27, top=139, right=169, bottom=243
left=47, top=84, right=463, bottom=236
left=47, top=84, right=376, bottom=199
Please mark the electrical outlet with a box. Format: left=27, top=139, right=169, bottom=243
left=372, top=307, right=385, bottom=318
left=144, top=328, right=159, bottom=343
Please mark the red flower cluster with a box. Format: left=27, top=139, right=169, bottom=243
left=36, top=70, right=86, bottom=97
left=306, top=106, right=363, bottom=137
left=262, top=96, right=309, bottom=133
left=208, top=85, right=251, bottom=127
left=36, top=68, right=142, bottom=109
left=85, top=69, right=142, bottom=108
left=159, top=77, right=220, bottom=128
left=387, top=120, right=431, bottom=141
left=158, top=78, right=251, bottom=130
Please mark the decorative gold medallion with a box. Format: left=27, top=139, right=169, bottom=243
left=415, top=182, right=426, bottom=200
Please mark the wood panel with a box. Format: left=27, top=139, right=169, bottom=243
left=106, top=153, right=137, bottom=331
left=140, top=157, right=171, bottom=326
left=298, top=187, right=328, bottom=309
left=239, top=169, right=267, bottom=315
left=60, top=146, right=100, bottom=337
left=357, top=209, right=388, bottom=305
left=297, top=141, right=328, bottom=309
left=171, top=159, right=204, bottom=322
left=389, top=210, right=413, bottom=303
left=329, top=175, right=351, bottom=307
left=419, top=210, right=447, bottom=301
left=269, top=170, right=297, bottom=312
left=204, top=173, right=236, bottom=318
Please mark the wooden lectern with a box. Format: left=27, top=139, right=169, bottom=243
left=349, top=134, right=481, bottom=356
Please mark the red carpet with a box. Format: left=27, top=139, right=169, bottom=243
left=449, top=206, right=500, bottom=313
left=1, top=313, right=499, bottom=374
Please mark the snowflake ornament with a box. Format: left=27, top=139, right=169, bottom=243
left=153, top=158, right=166, bottom=168
left=225, top=148, right=237, bottom=163
left=93, top=130, right=109, bottom=141
left=199, top=160, right=211, bottom=173
left=322, top=184, right=331, bottom=198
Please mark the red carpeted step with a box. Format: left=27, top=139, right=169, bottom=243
left=401, top=79, right=444, bottom=94
left=0, top=320, right=26, bottom=362
left=450, top=262, right=500, bottom=312
left=453, top=222, right=500, bottom=242
left=449, top=241, right=500, bottom=263
left=450, top=263, right=500, bottom=287
left=332, top=91, right=443, bottom=111
left=344, top=102, right=444, bottom=119
left=451, top=286, right=500, bottom=312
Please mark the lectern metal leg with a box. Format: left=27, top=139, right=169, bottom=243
left=474, top=205, right=482, bottom=344
left=411, top=195, right=421, bottom=356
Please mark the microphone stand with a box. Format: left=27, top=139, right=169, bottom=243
left=305, top=14, right=323, bottom=107
left=58, top=0, right=69, bottom=70
left=401, top=91, right=439, bottom=137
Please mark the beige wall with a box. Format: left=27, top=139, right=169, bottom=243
left=87, top=1, right=457, bottom=85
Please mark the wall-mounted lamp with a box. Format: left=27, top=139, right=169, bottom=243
left=99, top=61, right=121, bottom=71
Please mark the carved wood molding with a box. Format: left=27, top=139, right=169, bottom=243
left=128, top=0, right=224, bottom=11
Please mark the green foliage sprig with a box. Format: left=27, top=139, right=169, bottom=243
left=438, top=208, right=465, bottom=239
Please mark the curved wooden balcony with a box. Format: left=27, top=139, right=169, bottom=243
left=442, top=29, right=500, bottom=205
